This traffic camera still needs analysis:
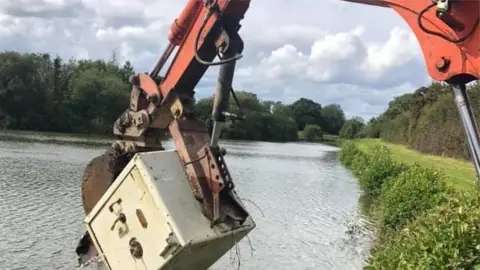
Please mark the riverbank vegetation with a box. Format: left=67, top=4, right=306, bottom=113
left=357, top=139, right=476, bottom=191
left=340, top=140, right=480, bottom=269
left=0, top=50, right=350, bottom=144
left=338, top=80, right=480, bottom=268
left=357, top=81, right=480, bottom=161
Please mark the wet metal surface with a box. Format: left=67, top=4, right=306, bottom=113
left=0, top=132, right=373, bottom=270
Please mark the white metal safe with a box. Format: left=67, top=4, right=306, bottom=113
left=84, top=149, right=256, bottom=270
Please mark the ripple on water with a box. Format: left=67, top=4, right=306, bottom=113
left=0, top=137, right=373, bottom=270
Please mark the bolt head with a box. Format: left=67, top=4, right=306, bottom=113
left=436, top=57, right=450, bottom=72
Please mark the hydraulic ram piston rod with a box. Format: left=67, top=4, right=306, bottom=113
left=452, top=84, right=480, bottom=184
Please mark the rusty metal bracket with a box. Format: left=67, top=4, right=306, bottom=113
left=197, top=146, right=225, bottom=223
left=195, top=145, right=238, bottom=225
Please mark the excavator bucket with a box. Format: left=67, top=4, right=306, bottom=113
left=81, top=153, right=113, bottom=214
left=81, top=146, right=130, bottom=214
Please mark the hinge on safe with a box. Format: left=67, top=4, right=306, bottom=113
left=159, top=231, right=181, bottom=258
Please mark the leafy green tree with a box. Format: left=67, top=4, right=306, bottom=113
left=0, top=52, right=49, bottom=129
left=289, top=98, right=322, bottom=130
left=303, top=124, right=324, bottom=142
left=0, top=51, right=132, bottom=134
left=339, top=118, right=365, bottom=139
left=320, top=104, right=345, bottom=135
left=192, top=91, right=298, bottom=142
left=269, top=102, right=298, bottom=141
left=383, top=93, right=413, bottom=119
left=118, top=61, right=135, bottom=84
left=70, top=68, right=129, bottom=133
left=360, top=117, right=381, bottom=138
left=220, top=92, right=298, bottom=142
left=194, top=97, right=214, bottom=121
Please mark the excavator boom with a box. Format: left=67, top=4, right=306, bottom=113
left=339, top=0, right=480, bottom=84
left=111, top=0, right=251, bottom=224
left=76, top=1, right=254, bottom=269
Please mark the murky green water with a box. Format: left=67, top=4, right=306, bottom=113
left=0, top=130, right=373, bottom=270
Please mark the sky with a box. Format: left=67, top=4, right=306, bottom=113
left=0, top=0, right=434, bottom=120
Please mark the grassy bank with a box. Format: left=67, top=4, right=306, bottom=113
left=356, top=139, right=476, bottom=191
left=339, top=139, right=480, bottom=269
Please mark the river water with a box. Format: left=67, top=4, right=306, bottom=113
left=0, top=131, right=373, bottom=270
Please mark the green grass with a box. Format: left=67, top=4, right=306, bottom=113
left=355, top=139, right=477, bottom=191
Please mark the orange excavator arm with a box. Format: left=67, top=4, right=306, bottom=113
left=341, top=0, right=480, bottom=180
left=341, top=0, right=480, bottom=84
left=113, top=0, right=251, bottom=224
left=107, top=0, right=250, bottom=224
left=76, top=0, right=252, bottom=266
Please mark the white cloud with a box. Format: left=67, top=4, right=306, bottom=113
left=239, top=26, right=423, bottom=88
left=0, top=0, right=430, bottom=119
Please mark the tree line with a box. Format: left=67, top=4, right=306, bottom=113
left=0, top=51, right=133, bottom=134
left=0, top=51, right=352, bottom=143
left=351, top=81, right=480, bottom=160
left=195, top=94, right=348, bottom=142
